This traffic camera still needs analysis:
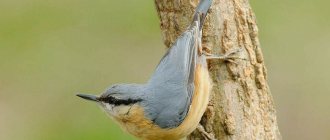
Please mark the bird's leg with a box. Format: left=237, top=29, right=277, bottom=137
left=196, top=124, right=216, bottom=140
left=204, top=48, right=245, bottom=63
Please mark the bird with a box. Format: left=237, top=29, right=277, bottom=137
left=77, top=0, right=237, bottom=139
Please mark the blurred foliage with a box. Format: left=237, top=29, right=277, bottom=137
left=0, top=0, right=329, bottom=140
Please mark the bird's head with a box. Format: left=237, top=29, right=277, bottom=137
left=77, top=84, right=144, bottom=118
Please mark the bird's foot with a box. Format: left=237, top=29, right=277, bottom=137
left=205, top=48, right=245, bottom=64
left=196, top=124, right=216, bottom=140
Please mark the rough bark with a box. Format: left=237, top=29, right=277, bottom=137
left=154, top=0, right=281, bottom=140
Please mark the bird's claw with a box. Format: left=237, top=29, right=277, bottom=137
left=205, top=48, right=245, bottom=64
left=196, top=124, right=217, bottom=140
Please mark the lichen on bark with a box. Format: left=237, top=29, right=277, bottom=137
left=154, top=0, right=281, bottom=139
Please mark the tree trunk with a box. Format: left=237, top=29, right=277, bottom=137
left=154, top=0, right=281, bottom=139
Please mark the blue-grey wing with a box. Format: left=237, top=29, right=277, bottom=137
left=142, top=0, right=212, bottom=129
left=144, top=22, right=200, bottom=128
left=150, top=26, right=198, bottom=88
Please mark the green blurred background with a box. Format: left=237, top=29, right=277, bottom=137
left=0, top=0, right=329, bottom=140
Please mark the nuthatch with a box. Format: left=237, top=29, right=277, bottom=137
left=77, top=0, right=237, bottom=139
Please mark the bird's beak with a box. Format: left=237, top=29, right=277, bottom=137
left=76, top=94, right=100, bottom=102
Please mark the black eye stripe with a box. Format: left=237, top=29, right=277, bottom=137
left=100, top=96, right=142, bottom=106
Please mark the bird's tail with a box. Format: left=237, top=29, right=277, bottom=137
left=193, top=0, right=213, bottom=30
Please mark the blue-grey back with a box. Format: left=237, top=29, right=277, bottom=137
left=141, top=0, right=212, bottom=129
left=143, top=26, right=199, bottom=128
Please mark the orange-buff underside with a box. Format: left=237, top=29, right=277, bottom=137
left=114, top=63, right=212, bottom=140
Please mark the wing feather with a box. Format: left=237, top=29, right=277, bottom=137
left=143, top=0, right=212, bottom=128
left=145, top=23, right=201, bottom=128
